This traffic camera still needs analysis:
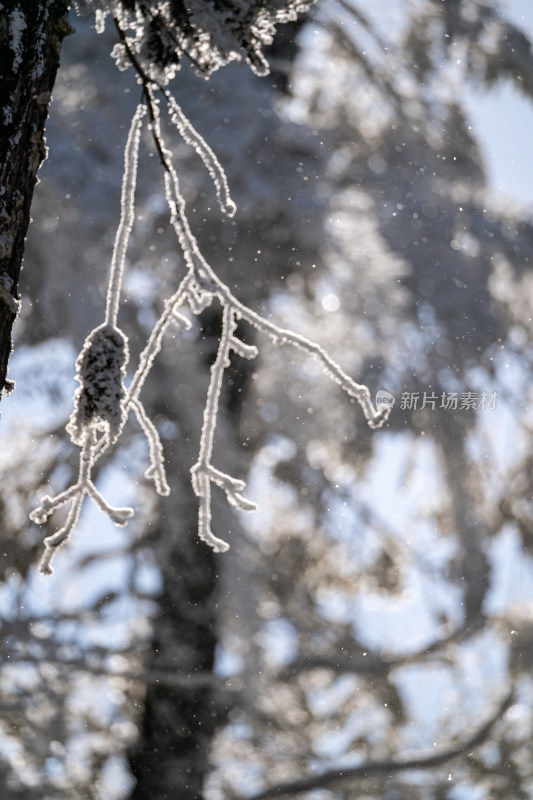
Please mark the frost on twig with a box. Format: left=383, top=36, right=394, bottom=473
left=30, top=323, right=135, bottom=575
left=166, top=93, right=236, bottom=218
left=31, top=10, right=390, bottom=572
left=106, top=103, right=146, bottom=328
left=191, top=306, right=258, bottom=553
left=30, top=430, right=133, bottom=575
left=86, top=0, right=316, bottom=80
left=131, top=398, right=170, bottom=497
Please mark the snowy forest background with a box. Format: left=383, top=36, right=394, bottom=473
left=1, top=0, right=533, bottom=798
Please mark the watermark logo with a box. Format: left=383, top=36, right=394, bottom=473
left=376, top=389, right=396, bottom=411
left=375, top=390, right=498, bottom=413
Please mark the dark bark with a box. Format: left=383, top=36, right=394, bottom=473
left=0, top=0, right=71, bottom=400
left=128, top=517, right=219, bottom=800
left=127, top=317, right=243, bottom=800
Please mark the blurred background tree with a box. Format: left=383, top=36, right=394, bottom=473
left=0, top=1, right=532, bottom=799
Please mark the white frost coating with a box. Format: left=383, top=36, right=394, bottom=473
left=167, top=93, right=236, bottom=217
left=191, top=306, right=256, bottom=553
left=66, top=323, right=129, bottom=447
left=72, top=0, right=91, bottom=15
left=30, top=430, right=134, bottom=575
left=131, top=398, right=171, bottom=497
left=106, top=103, right=146, bottom=327
left=95, top=9, right=106, bottom=34
left=76, top=0, right=315, bottom=80
left=31, top=17, right=389, bottom=571
left=9, top=8, right=26, bottom=73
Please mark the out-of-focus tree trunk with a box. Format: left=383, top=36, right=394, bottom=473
left=0, top=0, right=70, bottom=400
left=127, top=506, right=219, bottom=800
left=127, top=305, right=254, bottom=800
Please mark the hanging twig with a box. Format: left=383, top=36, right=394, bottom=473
left=31, top=17, right=389, bottom=573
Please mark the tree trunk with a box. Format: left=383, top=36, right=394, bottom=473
left=0, top=0, right=70, bottom=400
left=128, top=516, right=219, bottom=800
left=127, top=305, right=247, bottom=798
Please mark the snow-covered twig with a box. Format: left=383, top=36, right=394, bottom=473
left=30, top=430, right=133, bottom=575
left=130, top=397, right=170, bottom=497
left=31, top=51, right=389, bottom=572
left=165, top=91, right=236, bottom=217
left=105, top=103, right=146, bottom=328
left=191, top=306, right=257, bottom=552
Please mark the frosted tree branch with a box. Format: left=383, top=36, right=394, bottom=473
left=31, top=15, right=390, bottom=572
left=191, top=306, right=258, bottom=552
left=31, top=430, right=131, bottom=575
left=242, top=691, right=513, bottom=800
left=131, top=397, right=170, bottom=497
left=105, top=103, right=146, bottom=328
left=166, top=91, right=236, bottom=218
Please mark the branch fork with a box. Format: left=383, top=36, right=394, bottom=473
left=30, top=432, right=134, bottom=575
left=31, top=60, right=389, bottom=573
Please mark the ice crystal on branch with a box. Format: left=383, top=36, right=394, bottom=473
left=31, top=0, right=390, bottom=573
left=75, top=0, right=315, bottom=80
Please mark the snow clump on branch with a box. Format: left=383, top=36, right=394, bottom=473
left=73, top=0, right=315, bottom=80
left=66, top=324, right=129, bottom=447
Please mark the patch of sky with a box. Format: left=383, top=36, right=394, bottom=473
left=448, top=781, right=493, bottom=800
left=506, top=681, right=533, bottom=738
left=257, top=618, right=299, bottom=668
left=466, top=368, right=529, bottom=475
left=351, top=566, right=457, bottom=655
left=0, top=570, right=25, bottom=621
left=81, top=593, right=144, bottom=649
left=134, top=559, right=163, bottom=597
left=394, top=628, right=509, bottom=751
left=465, top=79, right=533, bottom=210
left=123, top=267, right=160, bottom=304
left=393, top=667, right=461, bottom=750
left=322, top=494, right=365, bottom=544
left=68, top=674, right=123, bottom=727
left=245, top=435, right=299, bottom=535
left=44, top=757, right=65, bottom=780
left=306, top=674, right=358, bottom=719
left=96, top=755, right=136, bottom=800
left=0, top=662, right=41, bottom=693
left=19, top=451, right=147, bottom=643
left=455, top=628, right=509, bottom=701
left=214, top=644, right=244, bottom=677
left=355, top=431, right=447, bottom=542
left=1, top=338, right=77, bottom=432
left=312, top=705, right=390, bottom=762
left=315, top=587, right=354, bottom=625
left=0, top=723, right=40, bottom=787
left=312, top=727, right=365, bottom=762
left=461, top=0, right=533, bottom=210
left=364, top=0, right=413, bottom=42
left=485, top=525, right=533, bottom=616
left=215, top=755, right=265, bottom=798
